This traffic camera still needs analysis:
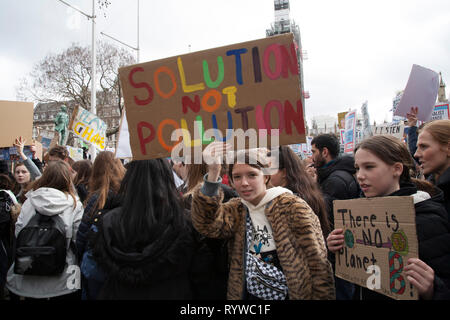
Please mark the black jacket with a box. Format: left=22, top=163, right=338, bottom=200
left=317, top=155, right=360, bottom=228
left=428, top=167, right=450, bottom=221
left=75, top=183, right=89, bottom=204
left=360, top=182, right=450, bottom=300
left=91, top=207, right=198, bottom=300
left=76, top=191, right=120, bottom=262
left=31, top=157, right=43, bottom=173
left=183, top=184, right=238, bottom=300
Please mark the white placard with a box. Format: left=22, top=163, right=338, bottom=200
left=394, top=64, right=439, bottom=121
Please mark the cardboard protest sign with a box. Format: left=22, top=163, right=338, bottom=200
left=339, top=129, right=345, bottom=154
left=119, top=33, right=305, bottom=160
left=372, top=122, right=405, bottom=140
left=69, top=106, right=107, bottom=151
left=392, top=91, right=403, bottom=113
left=0, top=100, right=34, bottom=148
left=343, top=110, right=357, bottom=153
left=334, top=197, right=419, bottom=300
left=339, top=129, right=345, bottom=145
left=66, top=146, right=84, bottom=162
left=431, top=104, right=449, bottom=121
left=394, top=65, right=439, bottom=121
left=337, top=112, right=348, bottom=130
left=37, top=129, right=58, bottom=151
left=306, top=135, right=312, bottom=151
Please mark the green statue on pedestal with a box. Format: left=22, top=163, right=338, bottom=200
left=54, top=105, right=69, bottom=146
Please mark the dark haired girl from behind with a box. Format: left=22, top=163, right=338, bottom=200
left=89, top=159, right=203, bottom=299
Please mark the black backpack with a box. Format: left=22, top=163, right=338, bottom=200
left=14, top=211, right=67, bottom=276
left=0, top=190, right=13, bottom=230
left=0, top=190, right=18, bottom=253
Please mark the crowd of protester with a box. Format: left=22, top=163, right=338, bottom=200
left=0, top=114, right=449, bottom=301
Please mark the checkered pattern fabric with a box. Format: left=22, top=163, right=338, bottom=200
left=245, top=214, right=288, bottom=300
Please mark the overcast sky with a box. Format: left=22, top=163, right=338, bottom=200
left=1, top=0, right=449, bottom=125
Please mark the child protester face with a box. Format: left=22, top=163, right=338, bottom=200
left=231, top=164, right=269, bottom=206
left=354, top=148, right=403, bottom=198
left=14, top=164, right=31, bottom=186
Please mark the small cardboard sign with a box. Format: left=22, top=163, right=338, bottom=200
left=66, top=146, right=84, bottom=162
left=431, top=104, right=450, bottom=121
left=372, top=122, right=405, bottom=140
left=119, top=33, right=305, bottom=160
left=0, top=100, right=34, bottom=148
left=333, top=197, right=419, bottom=300
left=37, top=129, right=58, bottom=150
left=69, top=105, right=107, bottom=151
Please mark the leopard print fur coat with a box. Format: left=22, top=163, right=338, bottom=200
left=191, top=187, right=335, bottom=300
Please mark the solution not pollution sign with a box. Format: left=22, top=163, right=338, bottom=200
left=119, top=33, right=305, bottom=160
left=333, top=197, right=419, bottom=300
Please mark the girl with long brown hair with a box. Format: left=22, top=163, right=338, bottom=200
left=76, top=152, right=125, bottom=254
left=269, top=146, right=331, bottom=238
left=85, top=152, right=124, bottom=215
left=6, top=160, right=83, bottom=299
left=12, top=136, right=42, bottom=204
left=75, top=151, right=125, bottom=299
left=414, top=119, right=450, bottom=216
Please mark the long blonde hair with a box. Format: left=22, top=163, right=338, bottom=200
left=419, top=119, right=450, bottom=148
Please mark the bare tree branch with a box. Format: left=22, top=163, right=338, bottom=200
left=17, top=41, right=136, bottom=137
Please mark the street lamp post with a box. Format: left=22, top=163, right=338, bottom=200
left=90, top=0, right=97, bottom=161
left=57, top=0, right=97, bottom=160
